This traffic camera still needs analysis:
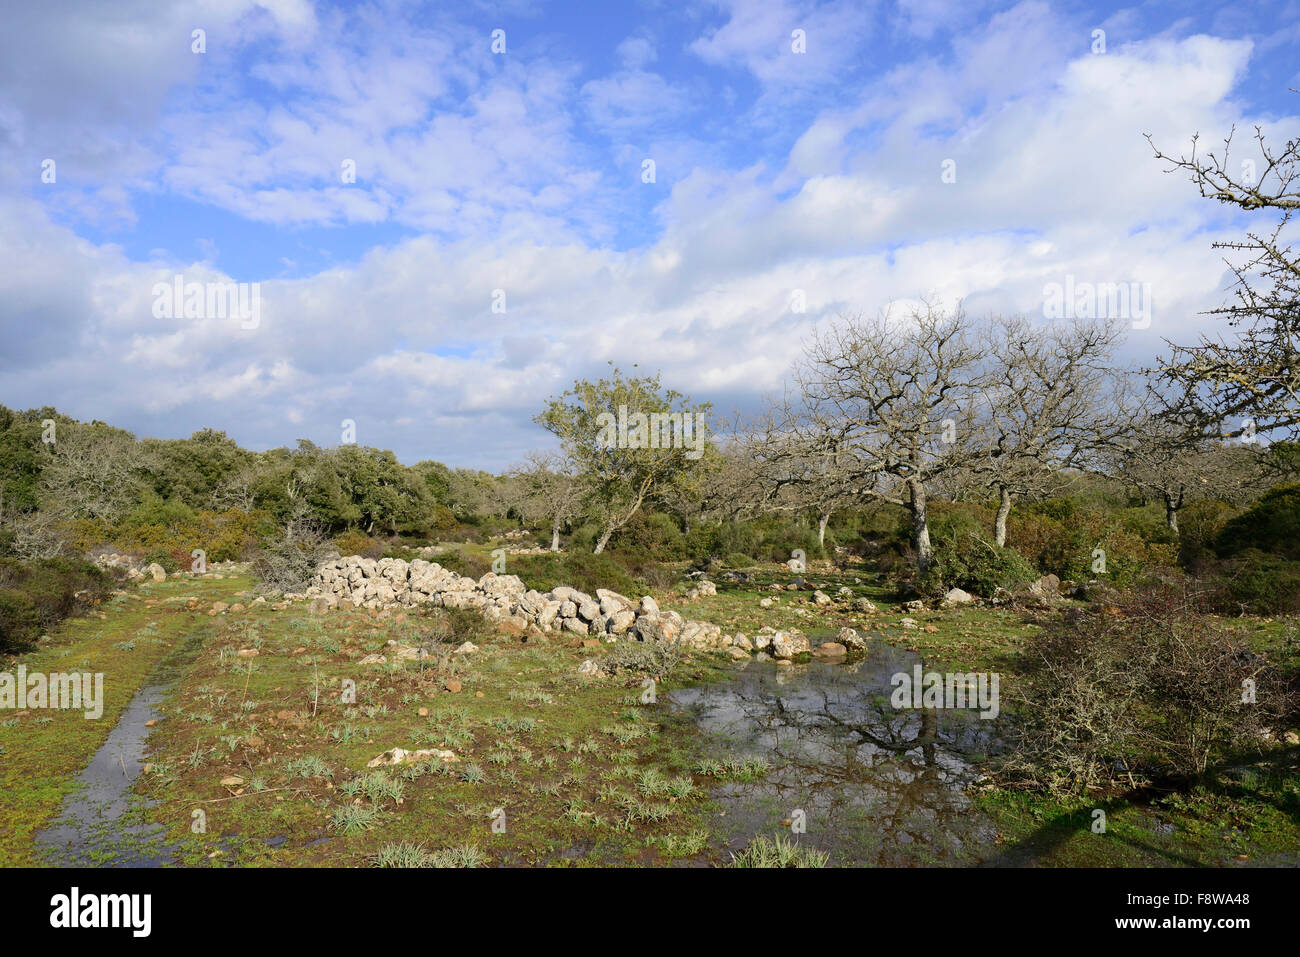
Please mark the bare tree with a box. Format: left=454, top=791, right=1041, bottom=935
left=752, top=302, right=990, bottom=573
left=38, top=424, right=153, bottom=524
left=1147, top=105, right=1300, bottom=438
left=509, top=451, right=583, bottom=551
left=1112, top=421, right=1262, bottom=533
left=974, top=315, right=1135, bottom=546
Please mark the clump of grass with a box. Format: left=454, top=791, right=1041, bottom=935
left=459, top=763, right=486, bottom=784
left=428, top=843, right=486, bottom=868
left=372, top=842, right=436, bottom=868
left=654, top=830, right=710, bottom=858
left=330, top=804, right=383, bottom=835
left=285, top=755, right=333, bottom=780
left=728, top=834, right=829, bottom=868
left=341, top=771, right=405, bottom=806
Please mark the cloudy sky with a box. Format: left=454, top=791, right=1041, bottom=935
left=1, top=0, right=1298, bottom=470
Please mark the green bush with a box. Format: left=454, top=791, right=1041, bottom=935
left=0, top=590, right=39, bottom=653
left=1177, top=499, right=1238, bottom=568
left=333, top=530, right=386, bottom=558
left=910, top=506, right=1037, bottom=596
left=1209, top=550, right=1300, bottom=615
left=607, top=511, right=686, bottom=560
left=0, top=558, right=117, bottom=653
left=424, top=549, right=490, bottom=581
left=507, top=550, right=644, bottom=598
left=1215, top=484, right=1300, bottom=561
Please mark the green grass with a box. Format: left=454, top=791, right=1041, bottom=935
left=4, top=558, right=1296, bottom=868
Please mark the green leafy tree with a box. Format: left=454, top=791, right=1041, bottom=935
left=535, top=366, right=712, bottom=554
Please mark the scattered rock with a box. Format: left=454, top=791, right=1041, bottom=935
left=147, top=563, right=167, bottom=582
left=836, top=627, right=866, bottom=650
left=366, top=748, right=458, bottom=768
left=219, top=775, right=245, bottom=788
left=900, top=617, right=919, bottom=629
left=444, top=679, right=462, bottom=694
left=812, top=642, right=847, bottom=658
left=236, top=648, right=259, bottom=658
left=768, top=629, right=811, bottom=660
left=940, top=587, right=973, bottom=607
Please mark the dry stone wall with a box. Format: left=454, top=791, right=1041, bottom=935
left=307, top=555, right=811, bottom=657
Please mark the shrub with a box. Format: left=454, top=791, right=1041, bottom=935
left=1207, top=550, right=1300, bottom=616
left=0, top=558, right=117, bottom=653
left=1215, top=483, right=1300, bottom=561
left=1177, top=499, right=1237, bottom=569
left=333, top=530, right=385, bottom=558
left=600, top=639, right=684, bottom=681
left=605, top=510, right=686, bottom=560
left=424, top=549, right=490, bottom=581
left=251, top=513, right=333, bottom=594
left=508, top=550, right=644, bottom=597
left=1010, top=585, right=1292, bottom=791
left=913, top=508, right=1036, bottom=596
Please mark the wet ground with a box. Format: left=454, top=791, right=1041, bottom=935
left=34, top=633, right=206, bottom=866
left=39, top=626, right=1014, bottom=867
left=668, top=638, right=1010, bottom=866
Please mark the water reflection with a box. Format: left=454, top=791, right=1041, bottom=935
left=668, top=642, right=1006, bottom=866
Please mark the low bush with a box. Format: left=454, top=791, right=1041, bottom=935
left=507, top=550, right=644, bottom=598
left=1215, top=483, right=1300, bottom=561
left=250, top=513, right=334, bottom=594
left=1206, top=550, right=1300, bottom=616
left=911, top=507, right=1036, bottom=597
left=333, top=530, right=386, bottom=559
left=1010, top=585, right=1293, bottom=792
left=600, top=638, right=683, bottom=681
left=0, top=558, right=118, bottom=653
left=424, top=549, right=491, bottom=581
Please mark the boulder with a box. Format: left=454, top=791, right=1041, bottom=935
left=769, top=629, right=810, bottom=659
left=836, top=627, right=866, bottom=650
left=940, top=587, right=974, bottom=608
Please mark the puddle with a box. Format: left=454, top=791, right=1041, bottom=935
left=667, top=639, right=1009, bottom=866
left=36, top=632, right=206, bottom=866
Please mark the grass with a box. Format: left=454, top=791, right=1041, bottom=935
left=3, top=558, right=1296, bottom=868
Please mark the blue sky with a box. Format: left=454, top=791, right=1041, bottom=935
left=2, top=0, right=1299, bottom=469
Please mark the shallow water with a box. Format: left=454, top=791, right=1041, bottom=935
left=667, top=639, right=1008, bottom=866
left=35, top=632, right=206, bottom=866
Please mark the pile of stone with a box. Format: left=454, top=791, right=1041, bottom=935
left=92, top=552, right=149, bottom=581
left=307, top=556, right=758, bottom=653
left=91, top=552, right=246, bottom=583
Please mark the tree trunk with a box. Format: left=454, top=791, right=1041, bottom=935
left=994, top=486, right=1012, bottom=548
left=1165, top=494, right=1180, bottom=533
left=817, top=511, right=830, bottom=549
left=593, top=522, right=615, bottom=554
left=909, top=480, right=933, bottom=574
left=550, top=515, right=562, bottom=552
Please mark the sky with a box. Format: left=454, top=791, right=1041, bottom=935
left=1, top=0, right=1298, bottom=470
